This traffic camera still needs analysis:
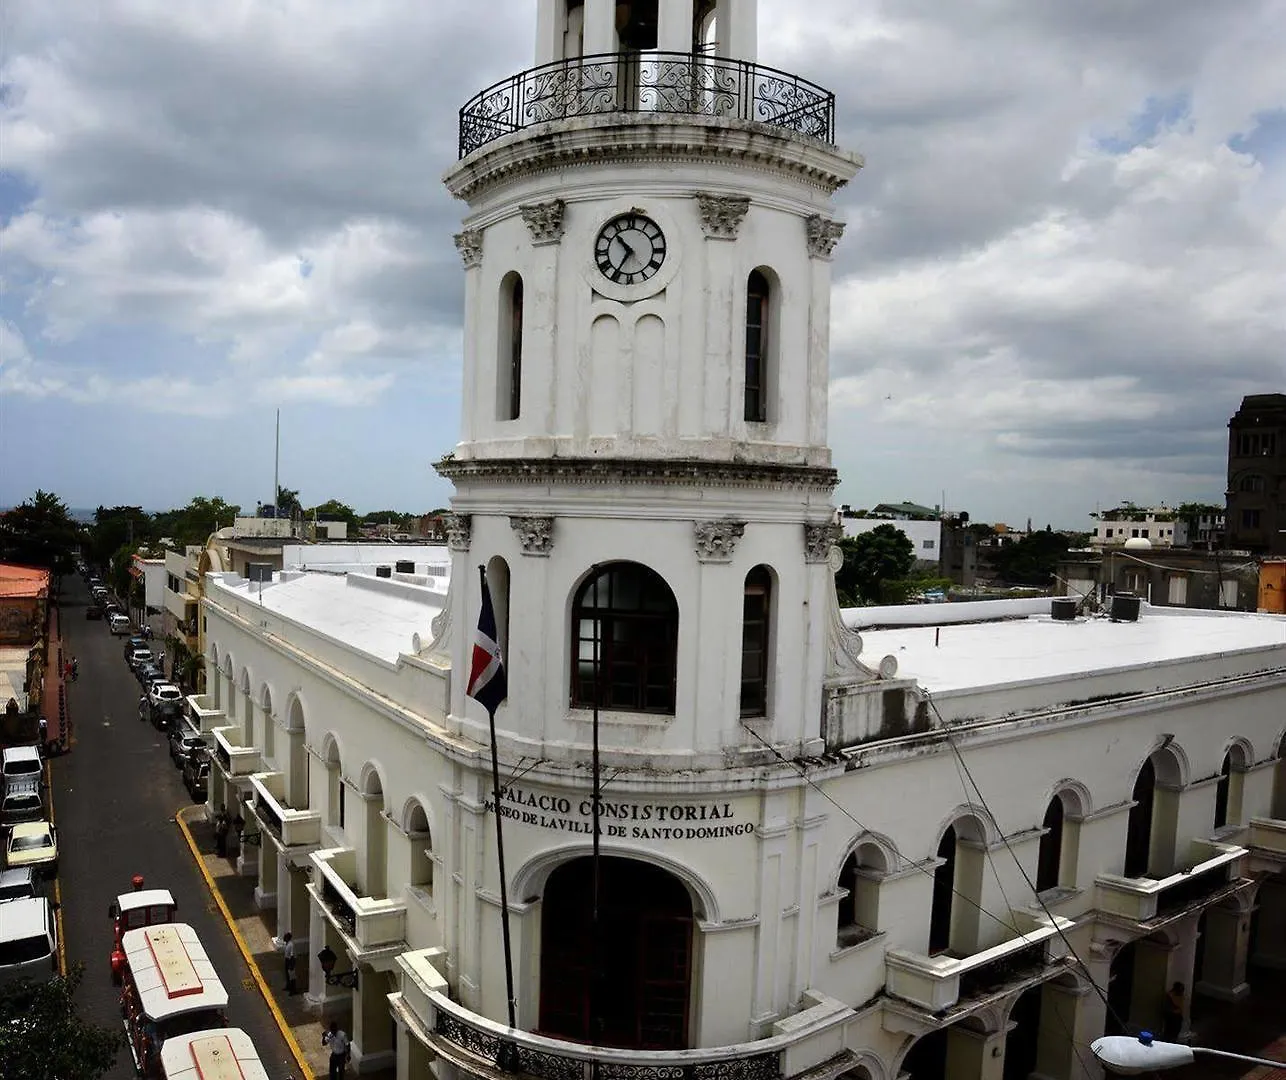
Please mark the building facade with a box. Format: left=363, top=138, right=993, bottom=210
left=1056, top=548, right=1261, bottom=612
left=1226, top=394, right=1286, bottom=555
left=189, top=6, right=1286, bottom=1080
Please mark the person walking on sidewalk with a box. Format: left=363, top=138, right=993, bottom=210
left=322, top=1021, right=351, bottom=1080
left=273, top=931, right=298, bottom=995
left=214, top=806, right=229, bottom=858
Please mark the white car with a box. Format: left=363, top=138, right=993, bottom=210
left=147, top=683, right=184, bottom=709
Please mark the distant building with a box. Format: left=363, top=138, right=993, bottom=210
left=867, top=500, right=940, bottom=521
left=838, top=510, right=976, bottom=586
left=1056, top=545, right=1260, bottom=611
left=130, top=552, right=167, bottom=614
left=1226, top=393, right=1286, bottom=555
left=1089, top=505, right=1178, bottom=548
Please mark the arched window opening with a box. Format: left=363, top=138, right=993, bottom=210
left=498, top=273, right=524, bottom=421
left=928, top=826, right=956, bottom=954
left=1214, top=753, right=1232, bottom=830
left=694, top=1, right=717, bottom=52
left=836, top=842, right=886, bottom=948
left=572, top=563, right=678, bottom=714
left=740, top=566, right=771, bottom=717
left=1036, top=797, right=1065, bottom=893
left=407, top=802, right=434, bottom=895
left=744, top=270, right=770, bottom=423
left=486, top=556, right=512, bottom=668
left=323, top=739, right=343, bottom=830
left=1239, top=474, right=1265, bottom=493
left=261, top=686, right=275, bottom=765
left=1124, top=758, right=1156, bottom=878
left=1273, top=736, right=1286, bottom=819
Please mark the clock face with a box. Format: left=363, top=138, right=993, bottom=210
left=594, top=213, right=667, bottom=286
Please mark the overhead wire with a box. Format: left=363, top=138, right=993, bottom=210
left=924, top=690, right=1132, bottom=1038
left=739, top=722, right=1110, bottom=1074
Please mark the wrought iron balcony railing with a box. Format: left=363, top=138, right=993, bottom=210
left=459, top=51, right=835, bottom=158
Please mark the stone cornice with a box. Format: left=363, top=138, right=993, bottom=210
left=443, top=114, right=863, bottom=204
left=435, top=456, right=839, bottom=492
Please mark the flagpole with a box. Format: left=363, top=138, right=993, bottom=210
left=476, top=566, right=520, bottom=1058
left=590, top=564, right=602, bottom=1048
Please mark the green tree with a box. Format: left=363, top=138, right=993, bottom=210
left=276, top=486, right=302, bottom=516
left=0, top=963, right=124, bottom=1079
left=0, top=489, right=82, bottom=572
left=152, top=495, right=241, bottom=548
left=835, top=525, right=916, bottom=605
left=307, top=498, right=361, bottom=533
left=990, top=530, right=1072, bottom=586
left=87, top=506, right=152, bottom=569
left=167, top=634, right=205, bottom=692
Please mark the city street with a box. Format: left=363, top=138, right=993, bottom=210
left=53, top=574, right=299, bottom=1079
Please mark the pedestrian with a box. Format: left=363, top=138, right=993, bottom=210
left=232, top=808, right=245, bottom=846
left=273, top=931, right=298, bottom=994
left=64, top=659, right=73, bottom=680
left=71, top=656, right=79, bottom=680
left=214, top=806, right=229, bottom=858
left=157, top=650, right=166, bottom=676
left=38, top=715, right=48, bottom=749
left=322, top=1021, right=350, bottom=1080
left=1161, top=981, right=1185, bottom=1041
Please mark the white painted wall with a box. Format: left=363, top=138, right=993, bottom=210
left=840, top=517, right=941, bottom=565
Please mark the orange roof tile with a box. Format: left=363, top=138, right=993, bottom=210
left=0, top=564, right=51, bottom=599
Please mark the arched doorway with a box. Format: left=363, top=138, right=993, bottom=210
left=539, top=857, right=693, bottom=1050
left=1124, top=759, right=1156, bottom=878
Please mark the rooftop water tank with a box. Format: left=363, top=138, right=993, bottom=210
left=1111, top=592, right=1142, bottom=622
left=1051, top=597, right=1079, bottom=621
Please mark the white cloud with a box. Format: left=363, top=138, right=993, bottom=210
left=0, top=0, right=1283, bottom=521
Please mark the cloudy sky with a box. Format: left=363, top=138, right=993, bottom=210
left=2, top=0, right=1283, bottom=527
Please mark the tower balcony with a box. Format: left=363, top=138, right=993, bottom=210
left=883, top=915, right=1076, bottom=1021
left=393, top=948, right=855, bottom=1080
left=458, top=51, right=835, bottom=158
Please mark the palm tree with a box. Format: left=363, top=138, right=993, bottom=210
left=167, top=635, right=205, bottom=693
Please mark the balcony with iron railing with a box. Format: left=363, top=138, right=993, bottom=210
left=185, top=694, right=226, bottom=735
left=309, top=847, right=406, bottom=959
left=211, top=726, right=261, bottom=778
left=884, top=914, right=1076, bottom=1017
left=249, top=772, right=321, bottom=849
left=458, top=50, right=834, bottom=158
left=392, top=948, right=856, bottom=1080
left=1095, top=842, right=1250, bottom=928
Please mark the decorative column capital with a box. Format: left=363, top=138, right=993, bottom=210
left=445, top=513, right=472, bottom=551
left=453, top=230, right=483, bottom=269
left=693, top=520, right=746, bottom=562
left=520, top=199, right=566, bottom=245
left=805, top=215, right=845, bottom=259
left=510, top=515, right=555, bottom=556
left=804, top=523, right=842, bottom=563
left=695, top=193, right=751, bottom=240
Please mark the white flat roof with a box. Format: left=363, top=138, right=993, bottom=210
left=860, top=608, right=1286, bottom=695
left=214, top=571, right=442, bottom=662
left=160, top=1028, right=268, bottom=1080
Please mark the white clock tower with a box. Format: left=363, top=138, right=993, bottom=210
left=432, top=0, right=878, bottom=1054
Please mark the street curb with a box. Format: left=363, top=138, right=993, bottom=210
left=175, top=804, right=314, bottom=1080
left=44, top=756, right=67, bottom=978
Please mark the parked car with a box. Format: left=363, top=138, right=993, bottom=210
left=0, top=779, right=44, bottom=827
left=123, top=635, right=149, bottom=658
left=108, top=613, right=132, bottom=635
left=136, top=665, right=165, bottom=691
left=182, top=758, right=209, bottom=801
left=169, top=726, right=207, bottom=768
left=126, top=646, right=153, bottom=671
left=0, top=867, right=40, bottom=902
left=0, top=895, right=59, bottom=985
left=5, top=821, right=58, bottom=879
left=1, top=746, right=42, bottom=787
left=147, top=683, right=184, bottom=730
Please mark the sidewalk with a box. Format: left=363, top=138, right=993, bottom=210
left=178, top=806, right=397, bottom=1080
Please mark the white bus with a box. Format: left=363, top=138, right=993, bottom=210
left=118, top=923, right=229, bottom=1078
left=159, top=1028, right=270, bottom=1080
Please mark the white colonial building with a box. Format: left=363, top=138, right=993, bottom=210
left=188, top=3, right=1286, bottom=1079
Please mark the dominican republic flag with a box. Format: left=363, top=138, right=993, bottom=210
left=467, top=567, right=508, bottom=718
